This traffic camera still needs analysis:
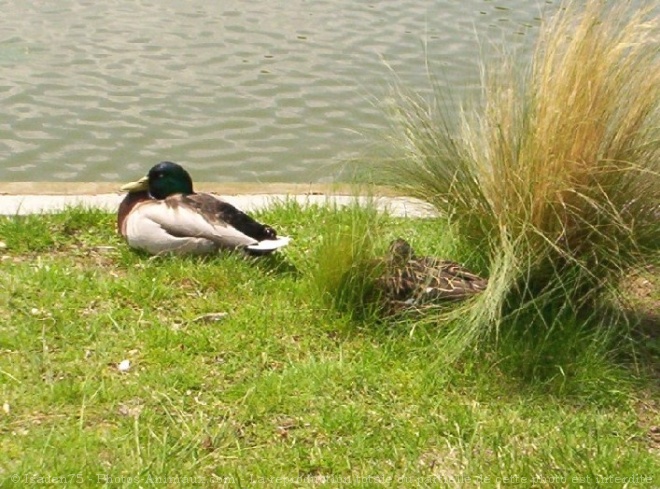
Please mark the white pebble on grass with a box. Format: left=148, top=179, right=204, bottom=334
left=118, top=359, right=131, bottom=372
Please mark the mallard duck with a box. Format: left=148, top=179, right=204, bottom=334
left=117, top=161, right=290, bottom=255
left=375, top=238, right=487, bottom=315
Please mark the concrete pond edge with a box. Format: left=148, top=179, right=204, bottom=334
left=0, top=182, right=438, bottom=218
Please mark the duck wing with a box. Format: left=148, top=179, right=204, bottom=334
left=130, top=195, right=260, bottom=249
left=417, top=257, right=488, bottom=300
left=183, top=193, right=278, bottom=242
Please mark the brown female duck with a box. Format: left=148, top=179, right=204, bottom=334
left=376, top=238, right=488, bottom=314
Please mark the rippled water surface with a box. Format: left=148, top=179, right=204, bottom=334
left=0, top=1, right=554, bottom=182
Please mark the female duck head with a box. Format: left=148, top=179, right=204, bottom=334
left=121, top=161, right=194, bottom=199
left=388, top=238, right=416, bottom=263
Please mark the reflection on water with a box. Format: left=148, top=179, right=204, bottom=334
left=0, top=1, right=553, bottom=183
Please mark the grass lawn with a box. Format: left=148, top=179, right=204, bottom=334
left=0, top=203, right=657, bottom=488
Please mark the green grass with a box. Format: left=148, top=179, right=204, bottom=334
left=0, top=204, right=658, bottom=488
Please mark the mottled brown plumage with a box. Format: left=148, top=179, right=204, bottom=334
left=375, top=238, right=488, bottom=315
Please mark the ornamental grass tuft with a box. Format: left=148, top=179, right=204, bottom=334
left=382, top=0, right=659, bottom=356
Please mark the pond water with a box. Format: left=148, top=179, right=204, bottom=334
left=0, top=0, right=555, bottom=183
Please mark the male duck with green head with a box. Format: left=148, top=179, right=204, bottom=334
left=118, top=161, right=290, bottom=255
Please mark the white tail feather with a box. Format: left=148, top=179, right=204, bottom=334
left=246, top=236, right=291, bottom=251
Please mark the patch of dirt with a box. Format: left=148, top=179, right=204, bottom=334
left=634, top=394, right=660, bottom=455
left=621, top=264, right=659, bottom=364
left=624, top=264, right=660, bottom=315
left=2, top=245, right=125, bottom=274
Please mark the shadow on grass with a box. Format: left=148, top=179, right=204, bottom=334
left=116, top=245, right=299, bottom=276
left=247, top=251, right=301, bottom=277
